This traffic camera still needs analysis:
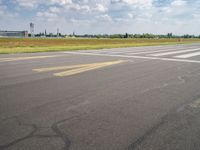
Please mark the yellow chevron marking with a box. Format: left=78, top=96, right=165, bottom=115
left=0, top=55, right=64, bottom=62
left=33, top=60, right=127, bottom=77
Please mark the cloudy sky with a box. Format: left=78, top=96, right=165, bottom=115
left=0, top=0, right=199, bottom=35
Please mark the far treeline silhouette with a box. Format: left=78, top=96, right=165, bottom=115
left=34, top=32, right=200, bottom=39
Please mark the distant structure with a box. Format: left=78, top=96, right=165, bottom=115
left=45, top=29, right=47, bottom=37
left=30, top=22, right=34, bottom=37
left=0, top=31, right=28, bottom=38
left=73, top=31, right=75, bottom=37
left=57, top=28, right=59, bottom=37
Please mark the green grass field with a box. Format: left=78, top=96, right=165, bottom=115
left=0, top=38, right=200, bottom=54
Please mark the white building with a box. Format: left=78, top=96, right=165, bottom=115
left=0, top=31, right=28, bottom=38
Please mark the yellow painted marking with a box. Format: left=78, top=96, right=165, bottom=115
left=189, top=99, right=200, bottom=108
left=0, top=55, right=64, bottom=62
left=54, top=61, right=123, bottom=77
left=33, top=60, right=127, bottom=77
left=33, top=63, right=92, bottom=72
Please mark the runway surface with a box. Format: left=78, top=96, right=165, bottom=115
left=1, top=44, right=200, bottom=150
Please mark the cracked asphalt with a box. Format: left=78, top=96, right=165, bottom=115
left=1, top=44, right=200, bottom=150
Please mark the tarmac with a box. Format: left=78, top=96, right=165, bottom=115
left=1, top=44, right=200, bottom=150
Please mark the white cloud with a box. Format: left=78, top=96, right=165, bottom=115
left=49, top=0, right=72, bottom=5
left=67, top=4, right=90, bottom=12
left=13, top=0, right=72, bottom=9
left=14, top=0, right=39, bottom=9
left=96, top=14, right=112, bottom=21
left=1, top=0, right=199, bottom=35
left=49, top=7, right=61, bottom=13
left=161, top=0, right=189, bottom=17
left=93, top=4, right=107, bottom=12
left=36, top=6, right=61, bottom=21
left=0, top=3, right=17, bottom=19
left=111, top=0, right=153, bottom=9
left=37, top=12, right=57, bottom=18
left=171, top=0, right=187, bottom=6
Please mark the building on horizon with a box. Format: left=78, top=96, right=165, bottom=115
left=0, top=30, right=28, bottom=38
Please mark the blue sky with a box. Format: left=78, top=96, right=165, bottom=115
left=0, top=0, right=199, bottom=35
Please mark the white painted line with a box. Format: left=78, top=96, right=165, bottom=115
left=84, top=46, right=198, bottom=55
left=91, top=49, right=151, bottom=54
left=79, top=46, right=174, bottom=53
left=150, top=48, right=200, bottom=57
left=64, top=51, right=200, bottom=64
left=128, top=48, right=187, bottom=55
left=174, top=52, right=200, bottom=58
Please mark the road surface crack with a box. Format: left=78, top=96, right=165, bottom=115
left=0, top=116, right=73, bottom=150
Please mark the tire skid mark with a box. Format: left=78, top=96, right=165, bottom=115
left=127, top=117, right=166, bottom=150
left=126, top=94, right=200, bottom=150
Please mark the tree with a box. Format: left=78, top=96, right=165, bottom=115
left=124, top=33, right=129, bottom=38
left=167, top=33, right=173, bottom=38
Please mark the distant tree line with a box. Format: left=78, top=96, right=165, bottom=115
left=73, top=33, right=200, bottom=39
left=31, top=32, right=200, bottom=39
left=33, top=32, right=63, bottom=37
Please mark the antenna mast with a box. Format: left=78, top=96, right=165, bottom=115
left=30, top=22, right=34, bottom=37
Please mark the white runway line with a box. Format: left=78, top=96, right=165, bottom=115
left=128, top=48, right=188, bottom=55
left=79, top=46, right=181, bottom=54
left=150, top=48, right=200, bottom=57
left=87, top=46, right=198, bottom=55
left=64, top=51, right=200, bottom=64
left=175, top=51, right=200, bottom=58
left=93, top=49, right=154, bottom=54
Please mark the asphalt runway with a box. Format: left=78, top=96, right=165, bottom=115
left=1, top=44, right=200, bottom=150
